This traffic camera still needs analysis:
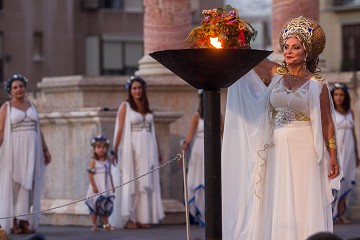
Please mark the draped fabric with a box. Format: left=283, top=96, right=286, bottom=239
left=187, top=116, right=205, bottom=226
left=0, top=102, right=46, bottom=233
left=221, top=70, right=341, bottom=240
left=110, top=102, right=164, bottom=228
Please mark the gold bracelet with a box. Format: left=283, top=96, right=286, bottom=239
left=328, top=135, right=337, bottom=149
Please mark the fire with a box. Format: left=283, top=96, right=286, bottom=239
left=210, top=37, right=222, bottom=49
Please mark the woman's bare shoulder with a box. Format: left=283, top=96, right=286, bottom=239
left=0, top=102, right=8, bottom=115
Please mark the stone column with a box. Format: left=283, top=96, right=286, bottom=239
left=136, top=0, right=191, bottom=76
left=272, top=0, right=319, bottom=54
left=143, top=0, right=191, bottom=55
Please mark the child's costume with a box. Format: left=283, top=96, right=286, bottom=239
left=85, top=159, right=114, bottom=216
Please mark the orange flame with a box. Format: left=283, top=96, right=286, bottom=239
left=210, top=37, right=222, bottom=49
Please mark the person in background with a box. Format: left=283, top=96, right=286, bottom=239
left=307, top=232, right=343, bottom=240
left=110, top=75, right=164, bottom=229
left=182, top=90, right=205, bottom=227
left=85, top=135, right=115, bottom=232
left=330, top=83, right=360, bottom=224
left=0, top=74, right=51, bottom=234
left=222, top=17, right=341, bottom=239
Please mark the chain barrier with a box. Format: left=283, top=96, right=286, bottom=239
left=0, top=154, right=183, bottom=220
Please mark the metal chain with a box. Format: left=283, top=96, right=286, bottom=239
left=0, top=154, right=183, bottom=220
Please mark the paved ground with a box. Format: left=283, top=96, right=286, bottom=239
left=6, top=221, right=360, bottom=240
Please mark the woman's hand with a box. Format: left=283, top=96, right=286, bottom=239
left=182, top=141, right=189, bottom=152
left=44, top=150, right=51, bottom=165
left=328, top=158, right=339, bottom=179
left=158, top=151, right=163, bottom=163
left=111, top=150, right=118, bottom=165
left=92, top=185, right=99, bottom=194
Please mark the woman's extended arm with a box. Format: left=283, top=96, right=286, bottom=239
left=182, top=113, right=200, bottom=151
left=320, top=84, right=340, bottom=179
left=113, top=103, right=127, bottom=157
left=351, top=110, right=360, bottom=167
left=0, top=104, right=7, bottom=146
left=40, top=130, right=51, bottom=165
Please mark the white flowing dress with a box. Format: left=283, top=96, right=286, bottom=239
left=85, top=159, right=115, bottom=215
left=187, top=116, right=205, bottom=226
left=0, top=102, right=46, bottom=233
left=110, top=102, right=164, bottom=228
left=332, top=111, right=357, bottom=219
left=221, top=71, right=341, bottom=240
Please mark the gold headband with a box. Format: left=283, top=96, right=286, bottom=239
left=279, top=16, right=325, bottom=62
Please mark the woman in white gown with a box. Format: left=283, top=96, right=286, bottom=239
left=330, top=83, right=359, bottom=224
left=222, top=17, right=341, bottom=240
left=110, top=75, right=164, bottom=229
left=0, top=74, right=51, bottom=234
left=182, top=92, right=205, bottom=226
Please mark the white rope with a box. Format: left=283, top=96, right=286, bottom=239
left=0, top=154, right=183, bottom=220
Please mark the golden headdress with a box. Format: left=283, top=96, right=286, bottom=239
left=279, top=16, right=326, bottom=62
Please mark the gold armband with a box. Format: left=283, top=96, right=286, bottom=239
left=328, top=135, right=337, bottom=149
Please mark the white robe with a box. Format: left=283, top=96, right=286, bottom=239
left=221, top=71, right=341, bottom=240
left=0, top=102, right=46, bottom=233
left=110, top=102, right=164, bottom=227
left=187, top=117, right=205, bottom=226
left=332, top=111, right=357, bottom=219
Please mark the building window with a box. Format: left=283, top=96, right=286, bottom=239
left=342, top=24, right=360, bottom=71
left=33, top=32, right=43, bottom=62
left=333, top=0, right=353, bottom=5
left=101, top=38, right=143, bottom=75
left=100, top=0, right=142, bottom=11
left=85, top=35, right=143, bottom=76
left=101, top=0, right=123, bottom=9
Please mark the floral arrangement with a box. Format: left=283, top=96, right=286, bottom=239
left=186, top=5, right=257, bottom=49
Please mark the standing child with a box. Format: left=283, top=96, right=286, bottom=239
left=85, top=136, right=116, bottom=232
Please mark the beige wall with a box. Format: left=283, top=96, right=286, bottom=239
left=320, top=0, right=360, bottom=72
left=0, top=0, right=144, bottom=102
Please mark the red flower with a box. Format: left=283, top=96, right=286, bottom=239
left=238, top=31, right=246, bottom=46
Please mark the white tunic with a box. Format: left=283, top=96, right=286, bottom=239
left=85, top=159, right=114, bottom=214
left=0, top=102, right=46, bottom=233
left=187, top=117, right=205, bottom=226
left=332, top=111, right=357, bottom=218
left=110, top=102, right=164, bottom=228
left=11, top=106, right=38, bottom=189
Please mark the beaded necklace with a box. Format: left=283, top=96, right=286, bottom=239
left=285, top=64, right=309, bottom=81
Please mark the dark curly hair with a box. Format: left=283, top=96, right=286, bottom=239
left=4, top=74, right=28, bottom=94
